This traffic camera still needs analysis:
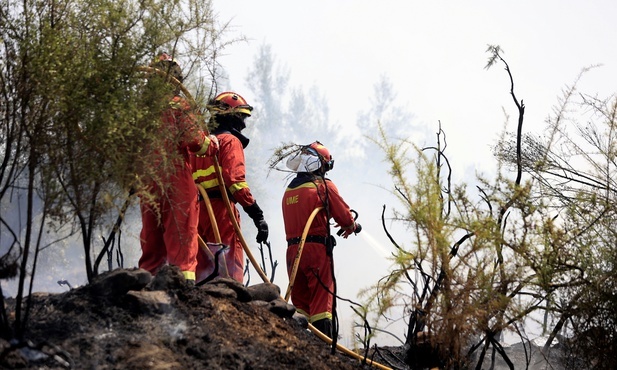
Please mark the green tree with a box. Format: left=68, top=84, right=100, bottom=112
left=0, top=0, right=234, bottom=340
left=495, top=65, right=617, bottom=368
left=356, top=46, right=591, bottom=369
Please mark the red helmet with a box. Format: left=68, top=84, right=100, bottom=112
left=151, top=52, right=183, bottom=82
left=209, top=92, right=253, bottom=116
left=308, top=141, right=334, bottom=171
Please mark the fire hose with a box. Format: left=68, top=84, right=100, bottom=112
left=137, top=64, right=390, bottom=370
left=284, top=206, right=323, bottom=302
left=196, top=183, right=229, bottom=279
left=211, top=157, right=271, bottom=283
left=283, top=206, right=390, bottom=369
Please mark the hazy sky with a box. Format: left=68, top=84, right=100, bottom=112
left=4, top=1, right=615, bottom=349
left=213, top=1, right=617, bottom=174
left=209, top=1, right=617, bottom=346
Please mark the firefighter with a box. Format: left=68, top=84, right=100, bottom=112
left=138, top=53, right=219, bottom=284
left=192, top=91, right=269, bottom=283
left=282, top=141, right=361, bottom=338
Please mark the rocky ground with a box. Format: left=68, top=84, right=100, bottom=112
left=1, top=266, right=391, bottom=369
left=1, top=265, right=575, bottom=370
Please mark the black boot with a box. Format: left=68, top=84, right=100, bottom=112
left=312, top=318, right=332, bottom=338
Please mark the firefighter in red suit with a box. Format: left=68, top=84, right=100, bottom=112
left=191, top=92, right=269, bottom=283
left=282, top=141, right=361, bottom=338
left=139, top=53, right=219, bottom=284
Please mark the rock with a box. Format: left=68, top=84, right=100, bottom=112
left=2, top=267, right=364, bottom=370
left=205, top=277, right=252, bottom=302
left=147, top=265, right=187, bottom=291
left=268, top=297, right=296, bottom=319
left=0, top=339, right=27, bottom=368
left=87, top=268, right=151, bottom=296
left=292, top=312, right=309, bottom=329
left=201, top=284, right=238, bottom=299
left=126, top=290, right=173, bottom=314
left=247, top=282, right=281, bottom=302
left=249, top=300, right=269, bottom=308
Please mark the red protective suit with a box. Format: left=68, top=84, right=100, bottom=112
left=192, top=131, right=256, bottom=282
left=282, top=173, right=356, bottom=324
left=139, top=95, right=216, bottom=281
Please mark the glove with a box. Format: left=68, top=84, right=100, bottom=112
left=196, top=134, right=219, bottom=157
left=254, top=219, right=269, bottom=244
left=337, top=222, right=362, bottom=238
left=243, top=202, right=269, bottom=243
left=208, top=134, right=219, bottom=151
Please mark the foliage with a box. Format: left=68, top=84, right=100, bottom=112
left=355, top=46, right=609, bottom=369
left=495, top=66, right=617, bottom=367
left=359, top=128, right=556, bottom=369
left=0, top=0, right=234, bottom=340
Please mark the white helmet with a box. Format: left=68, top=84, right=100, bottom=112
left=286, top=141, right=333, bottom=173
left=286, top=152, right=322, bottom=173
